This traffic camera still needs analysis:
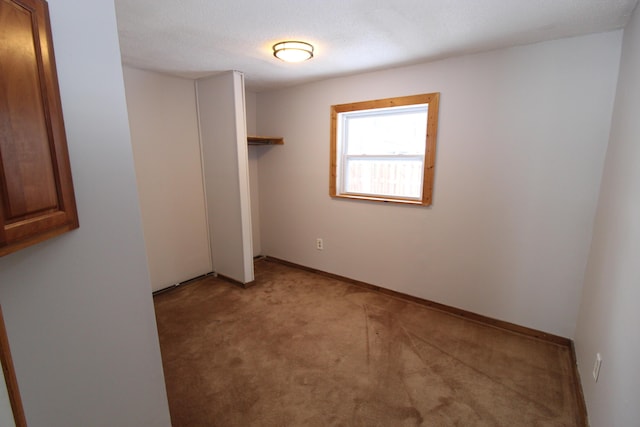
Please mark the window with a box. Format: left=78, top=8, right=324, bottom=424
left=330, top=93, right=440, bottom=206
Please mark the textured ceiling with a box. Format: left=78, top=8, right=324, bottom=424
left=115, top=0, right=638, bottom=92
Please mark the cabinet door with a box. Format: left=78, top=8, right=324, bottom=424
left=0, top=0, right=78, bottom=257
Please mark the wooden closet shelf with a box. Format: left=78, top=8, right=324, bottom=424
left=248, top=136, right=284, bottom=145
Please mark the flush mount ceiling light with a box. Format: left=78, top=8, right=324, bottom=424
left=273, top=41, right=314, bottom=62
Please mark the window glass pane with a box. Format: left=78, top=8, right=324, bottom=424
left=344, top=158, right=423, bottom=199
left=343, top=105, right=428, bottom=156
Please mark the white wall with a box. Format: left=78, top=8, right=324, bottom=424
left=0, top=1, right=171, bottom=426
left=246, top=91, right=263, bottom=257
left=248, top=149, right=262, bottom=257
left=256, top=31, right=622, bottom=338
left=246, top=90, right=257, bottom=134
left=575, top=4, right=640, bottom=426
left=123, top=67, right=211, bottom=291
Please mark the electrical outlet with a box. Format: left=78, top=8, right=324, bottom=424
left=592, top=353, right=602, bottom=382
left=316, top=238, right=323, bottom=250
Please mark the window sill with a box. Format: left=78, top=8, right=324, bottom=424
left=331, top=193, right=430, bottom=206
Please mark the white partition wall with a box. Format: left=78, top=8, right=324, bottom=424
left=575, top=4, right=640, bottom=425
left=0, top=0, right=172, bottom=424
left=197, top=71, right=254, bottom=284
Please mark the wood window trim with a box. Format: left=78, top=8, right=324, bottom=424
left=330, top=93, right=440, bottom=206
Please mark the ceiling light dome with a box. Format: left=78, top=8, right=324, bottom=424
left=273, top=41, right=314, bottom=62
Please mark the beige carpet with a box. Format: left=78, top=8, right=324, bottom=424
left=154, top=259, right=583, bottom=426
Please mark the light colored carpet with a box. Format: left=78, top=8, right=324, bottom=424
left=154, top=259, right=582, bottom=426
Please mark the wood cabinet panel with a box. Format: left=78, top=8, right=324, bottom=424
left=0, top=0, right=78, bottom=257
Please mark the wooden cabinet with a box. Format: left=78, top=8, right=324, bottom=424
left=0, top=0, right=78, bottom=257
